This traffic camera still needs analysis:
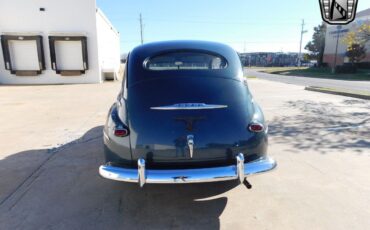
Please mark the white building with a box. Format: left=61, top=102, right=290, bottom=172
left=323, top=8, right=370, bottom=67
left=0, top=0, right=120, bottom=84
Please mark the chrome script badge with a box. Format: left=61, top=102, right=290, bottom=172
left=319, top=0, right=358, bottom=25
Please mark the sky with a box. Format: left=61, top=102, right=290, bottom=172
left=96, top=0, right=369, bottom=54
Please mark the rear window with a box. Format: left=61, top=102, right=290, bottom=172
left=144, top=51, right=227, bottom=70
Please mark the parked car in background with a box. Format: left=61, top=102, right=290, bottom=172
left=99, top=40, right=276, bottom=187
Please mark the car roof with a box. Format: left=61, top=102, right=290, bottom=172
left=131, top=40, right=236, bottom=58
left=127, top=40, right=242, bottom=86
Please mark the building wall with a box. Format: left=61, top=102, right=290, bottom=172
left=323, top=8, right=370, bottom=67
left=0, top=0, right=101, bottom=84
left=96, top=9, right=121, bottom=79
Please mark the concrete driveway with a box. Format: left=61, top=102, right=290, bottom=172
left=0, top=80, right=369, bottom=230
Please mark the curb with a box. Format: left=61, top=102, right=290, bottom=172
left=305, top=86, right=370, bottom=100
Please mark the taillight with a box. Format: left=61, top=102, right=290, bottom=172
left=114, top=127, right=129, bottom=137
left=111, top=107, right=129, bottom=137
left=248, top=122, right=265, bottom=133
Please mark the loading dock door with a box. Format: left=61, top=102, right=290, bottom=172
left=55, top=40, right=84, bottom=71
left=49, top=36, right=88, bottom=76
left=9, top=40, right=40, bottom=71
left=1, top=35, right=45, bottom=76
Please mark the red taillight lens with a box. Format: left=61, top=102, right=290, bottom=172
left=114, top=128, right=128, bottom=137
left=248, top=122, right=264, bottom=132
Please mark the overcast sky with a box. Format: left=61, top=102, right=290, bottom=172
left=97, top=0, right=369, bottom=54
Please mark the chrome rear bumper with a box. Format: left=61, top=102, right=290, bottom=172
left=99, top=153, right=276, bottom=187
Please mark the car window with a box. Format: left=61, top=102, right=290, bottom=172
left=144, top=51, right=227, bottom=70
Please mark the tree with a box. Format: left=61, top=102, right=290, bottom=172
left=342, top=22, right=369, bottom=66
left=305, top=23, right=326, bottom=67
left=358, top=23, right=370, bottom=43
left=345, top=43, right=366, bottom=65
left=343, top=23, right=370, bottom=46
left=303, top=53, right=315, bottom=62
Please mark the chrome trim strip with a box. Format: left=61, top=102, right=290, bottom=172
left=103, top=131, right=110, bottom=141
left=150, top=103, right=227, bottom=110
left=99, top=156, right=276, bottom=185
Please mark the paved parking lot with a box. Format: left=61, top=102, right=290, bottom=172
left=0, top=80, right=369, bottom=230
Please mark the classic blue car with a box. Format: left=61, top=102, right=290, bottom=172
left=99, top=40, right=276, bottom=188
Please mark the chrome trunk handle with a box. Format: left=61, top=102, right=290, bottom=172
left=187, top=135, right=194, bottom=158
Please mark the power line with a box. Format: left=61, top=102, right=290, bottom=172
left=106, top=15, right=320, bottom=25
left=120, top=40, right=300, bottom=44
left=142, top=19, right=315, bottom=25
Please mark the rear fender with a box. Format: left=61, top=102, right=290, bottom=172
left=251, top=101, right=267, bottom=132
left=245, top=100, right=268, bottom=157
left=103, top=101, right=133, bottom=165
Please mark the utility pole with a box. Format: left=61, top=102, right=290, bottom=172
left=139, top=13, right=144, bottom=44
left=298, top=19, right=307, bottom=67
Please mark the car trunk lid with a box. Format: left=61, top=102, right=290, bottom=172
left=127, top=77, right=254, bottom=167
